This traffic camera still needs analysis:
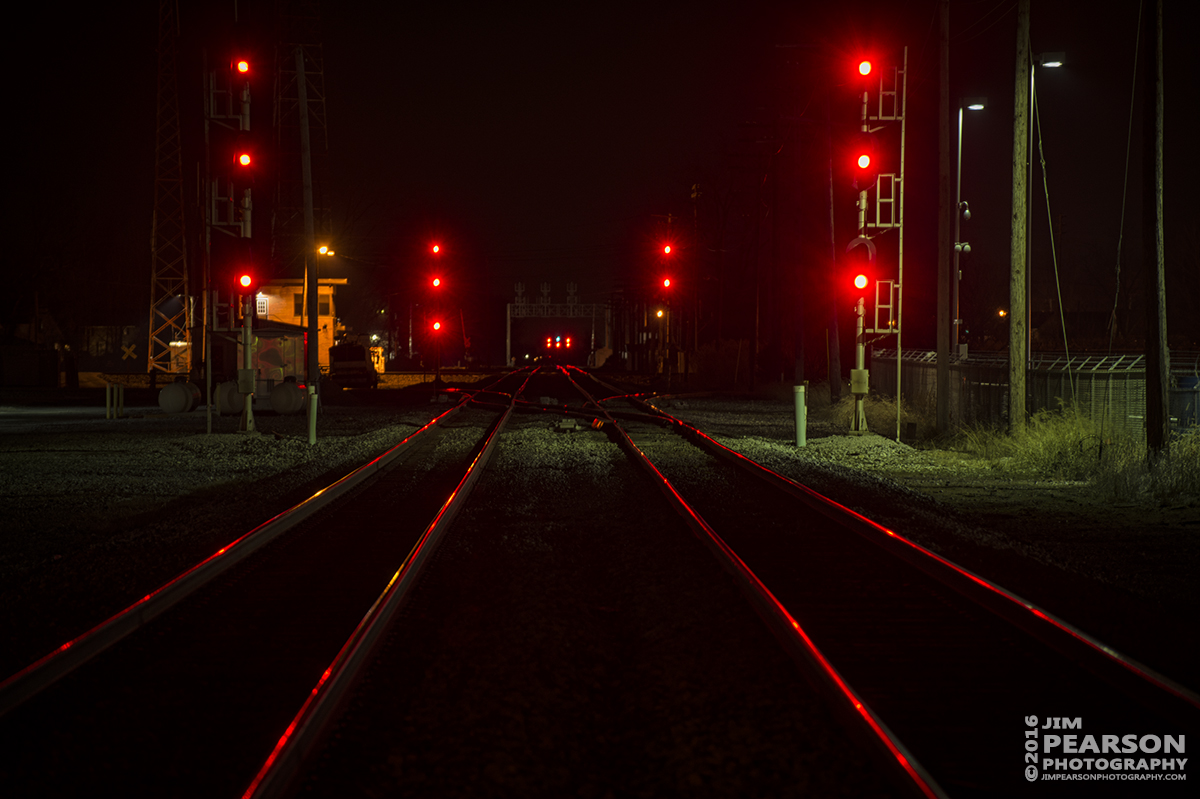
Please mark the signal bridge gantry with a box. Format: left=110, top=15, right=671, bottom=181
left=506, top=283, right=611, bottom=366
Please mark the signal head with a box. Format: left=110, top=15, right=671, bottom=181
left=850, top=132, right=880, bottom=190
left=236, top=272, right=259, bottom=296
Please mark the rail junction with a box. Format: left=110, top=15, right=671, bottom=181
left=1, top=366, right=1196, bottom=797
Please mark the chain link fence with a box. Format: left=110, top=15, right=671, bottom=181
left=870, top=349, right=1200, bottom=440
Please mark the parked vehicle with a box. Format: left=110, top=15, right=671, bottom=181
left=326, top=342, right=379, bottom=389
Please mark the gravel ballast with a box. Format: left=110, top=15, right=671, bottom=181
left=1, top=386, right=1197, bottom=785
left=0, top=399, right=444, bottom=677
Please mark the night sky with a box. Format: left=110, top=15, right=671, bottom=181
left=4, top=0, right=1196, bottom=370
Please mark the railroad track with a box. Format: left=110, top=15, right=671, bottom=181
left=1, top=366, right=1194, bottom=797
left=0, top=371, right=535, bottom=795
left=573, top=366, right=1199, bottom=797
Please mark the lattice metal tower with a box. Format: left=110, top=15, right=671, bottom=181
left=272, top=0, right=331, bottom=276
left=148, top=0, right=191, bottom=375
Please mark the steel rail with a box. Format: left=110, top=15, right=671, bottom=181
left=636, top=397, right=1200, bottom=725
left=242, top=402, right=515, bottom=799
left=0, top=400, right=467, bottom=718
left=562, top=368, right=947, bottom=799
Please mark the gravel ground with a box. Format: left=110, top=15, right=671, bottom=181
left=2, top=387, right=1197, bottom=699
left=652, top=396, right=1200, bottom=686
left=0, top=393, right=447, bottom=677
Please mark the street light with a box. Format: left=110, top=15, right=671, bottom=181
left=1027, top=53, right=1064, bottom=359
left=954, top=96, right=986, bottom=354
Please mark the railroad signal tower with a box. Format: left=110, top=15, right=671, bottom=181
left=206, top=53, right=254, bottom=242
left=846, top=48, right=909, bottom=437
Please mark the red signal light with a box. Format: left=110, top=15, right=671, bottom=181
left=432, top=244, right=440, bottom=254
left=432, top=277, right=441, bottom=288
left=850, top=132, right=879, bottom=190
left=236, top=272, right=258, bottom=296
left=663, top=245, right=672, bottom=255
left=236, top=59, right=250, bottom=74
left=237, top=152, right=252, bottom=167
left=858, top=60, right=872, bottom=76
left=854, top=274, right=869, bottom=291
left=662, top=277, right=671, bottom=289
left=433, top=321, right=442, bottom=331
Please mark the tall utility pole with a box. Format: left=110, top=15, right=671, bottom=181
left=298, top=45, right=319, bottom=388
left=273, top=0, right=330, bottom=277
left=149, top=0, right=190, bottom=378
left=1143, top=0, right=1169, bottom=454
left=1008, top=0, right=1031, bottom=435
left=824, top=95, right=841, bottom=404
left=936, top=0, right=951, bottom=433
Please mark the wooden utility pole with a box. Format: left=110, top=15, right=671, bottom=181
left=936, top=0, right=951, bottom=433
left=1144, top=0, right=1169, bottom=454
left=298, top=46, right=318, bottom=389
left=1008, top=0, right=1031, bottom=434
left=825, top=96, right=842, bottom=403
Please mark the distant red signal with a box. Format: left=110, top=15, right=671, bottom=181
left=236, top=59, right=250, bottom=74
left=663, top=245, right=671, bottom=255
left=662, top=277, right=671, bottom=289
left=432, top=321, right=442, bottom=331
left=432, top=277, right=441, bottom=288
left=858, top=60, right=872, bottom=76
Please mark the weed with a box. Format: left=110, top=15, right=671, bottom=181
left=951, top=402, right=1200, bottom=504
left=821, top=391, right=938, bottom=441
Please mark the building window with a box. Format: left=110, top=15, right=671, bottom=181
left=294, top=293, right=304, bottom=317
left=319, top=293, right=331, bottom=317
left=257, top=296, right=269, bottom=317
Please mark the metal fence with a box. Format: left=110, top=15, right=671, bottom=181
left=870, top=349, right=1200, bottom=439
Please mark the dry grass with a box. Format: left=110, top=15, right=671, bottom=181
left=953, top=404, right=1200, bottom=504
